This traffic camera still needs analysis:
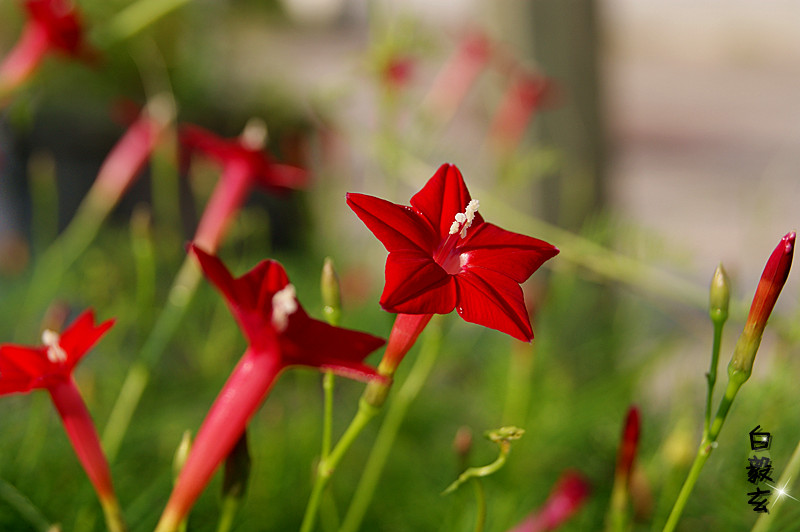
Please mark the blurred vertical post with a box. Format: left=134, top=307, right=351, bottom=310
left=529, top=0, right=606, bottom=230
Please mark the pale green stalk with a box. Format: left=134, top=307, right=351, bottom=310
left=662, top=378, right=743, bottom=532
left=338, top=321, right=442, bottom=532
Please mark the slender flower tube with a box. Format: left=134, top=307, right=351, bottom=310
left=181, top=120, right=308, bottom=252
left=0, top=310, right=126, bottom=532
left=507, top=470, right=591, bottom=532
left=607, top=406, right=641, bottom=531
left=348, top=163, right=558, bottom=375
left=0, top=0, right=95, bottom=99
left=422, top=31, right=492, bottom=123
left=153, top=246, right=384, bottom=532
left=84, top=95, right=174, bottom=212
left=728, top=231, right=795, bottom=385
left=488, top=73, right=552, bottom=153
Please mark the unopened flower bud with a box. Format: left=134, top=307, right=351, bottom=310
left=708, top=263, right=730, bottom=326
left=321, top=257, right=342, bottom=326
left=728, top=232, right=795, bottom=384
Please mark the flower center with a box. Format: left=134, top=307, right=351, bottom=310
left=271, top=284, right=298, bottom=331
left=42, top=330, right=67, bottom=363
left=436, top=199, right=480, bottom=274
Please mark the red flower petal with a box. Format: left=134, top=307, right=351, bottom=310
left=410, top=164, right=484, bottom=238
left=25, top=0, right=84, bottom=55
left=454, top=269, right=533, bottom=342
left=461, top=222, right=559, bottom=283
left=380, top=250, right=457, bottom=314
left=281, top=316, right=384, bottom=381
left=0, top=345, right=50, bottom=393
left=57, top=310, right=114, bottom=372
left=347, top=193, right=437, bottom=253
left=0, top=310, right=113, bottom=394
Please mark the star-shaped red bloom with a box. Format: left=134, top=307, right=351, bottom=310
left=191, top=244, right=384, bottom=380
left=180, top=123, right=308, bottom=193
left=347, top=163, right=558, bottom=342
left=0, top=310, right=122, bottom=527
left=0, top=310, right=113, bottom=394
left=156, top=247, right=384, bottom=531
left=180, top=123, right=308, bottom=252
left=0, top=0, right=96, bottom=99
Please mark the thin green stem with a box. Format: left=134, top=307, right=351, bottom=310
left=703, top=322, right=724, bottom=438
left=0, top=478, right=53, bottom=532
left=663, top=379, right=743, bottom=532
left=322, top=372, right=336, bottom=459
left=472, top=479, right=486, bottom=532
left=299, top=399, right=380, bottom=532
left=103, top=257, right=201, bottom=460
left=93, top=0, right=195, bottom=46
left=751, top=437, right=800, bottom=532
left=338, top=322, right=442, bottom=532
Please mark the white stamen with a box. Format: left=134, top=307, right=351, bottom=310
left=42, top=330, right=67, bottom=363
left=464, top=200, right=479, bottom=224
left=271, top=284, right=298, bottom=331
left=448, top=198, right=482, bottom=239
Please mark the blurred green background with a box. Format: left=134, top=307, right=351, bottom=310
left=0, top=1, right=799, bottom=531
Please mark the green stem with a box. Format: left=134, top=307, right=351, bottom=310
left=102, top=257, right=201, bottom=460
left=338, top=322, right=442, bottom=532
left=322, top=372, right=336, bottom=459
left=0, top=478, right=54, bottom=532
left=751, top=437, right=800, bottom=532
left=663, top=379, right=743, bottom=532
left=18, top=200, right=106, bottom=339
left=93, top=0, right=195, bottom=46
left=703, top=321, right=725, bottom=439
left=473, top=479, right=486, bottom=532
left=299, top=399, right=380, bottom=532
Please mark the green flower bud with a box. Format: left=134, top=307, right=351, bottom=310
left=321, top=257, right=342, bottom=326
left=708, top=263, right=730, bottom=326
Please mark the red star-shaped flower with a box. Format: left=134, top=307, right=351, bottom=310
left=191, top=244, right=384, bottom=380
left=347, top=163, right=558, bottom=342
left=0, top=0, right=96, bottom=99
left=180, top=122, right=308, bottom=251
left=0, top=310, right=113, bottom=395
left=155, top=247, right=384, bottom=532
left=0, top=310, right=125, bottom=531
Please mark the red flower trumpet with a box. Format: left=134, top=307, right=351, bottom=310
left=729, top=231, right=795, bottom=383
left=154, top=246, right=384, bottom=532
left=0, top=0, right=95, bottom=99
left=181, top=121, right=308, bottom=252
left=507, top=470, right=591, bottom=532
left=0, top=310, right=126, bottom=532
left=347, top=163, right=557, bottom=373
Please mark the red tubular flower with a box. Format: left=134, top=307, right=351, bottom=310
left=744, top=231, right=795, bottom=338
left=0, top=310, right=125, bottom=531
left=615, top=406, right=641, bottom=486
left=421, top=31, right=492, bottom=122
left=180, top=121, right=308, bottom=252
left=85, top=96, right=173, bottom=211
left=729, top=231, right=795, bottom=382
left=507, top=470, right=591, bottom=532
left=154, top=246, right=384, bottom=532
left=489, top=73, right=552, bottom=153
left=347, top=163, right=558, bottom=354
left=0, top=0, right=94, bottom=98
